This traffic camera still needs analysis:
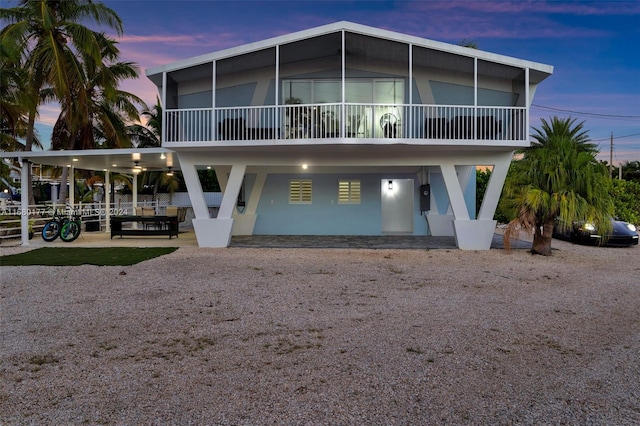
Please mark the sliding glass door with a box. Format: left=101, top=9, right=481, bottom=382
left=282, top=78, right=404, bottom=138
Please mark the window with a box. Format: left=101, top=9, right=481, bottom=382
left=289, top=179, right=312, bottom=204
left=338, top=179, right=361, bottom=204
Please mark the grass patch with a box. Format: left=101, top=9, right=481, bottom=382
left=0, top=247, right=178, bottom=266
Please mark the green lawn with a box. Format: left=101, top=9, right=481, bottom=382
left=0, top=247, right=178, bottom=266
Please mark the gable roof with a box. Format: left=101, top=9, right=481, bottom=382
left=146, top=21, right=553, bottom=85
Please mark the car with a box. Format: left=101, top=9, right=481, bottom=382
left=553, top=218, right=639, bottom=247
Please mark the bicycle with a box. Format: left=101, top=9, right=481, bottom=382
left=41, top=207, right=69, bottom=242
left=60, top=209, right=82, bottom=242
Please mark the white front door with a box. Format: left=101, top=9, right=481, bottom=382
left=381, top=179, right=414, bottom=234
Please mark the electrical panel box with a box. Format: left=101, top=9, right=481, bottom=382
left=419, top=184, right=430, bottom=212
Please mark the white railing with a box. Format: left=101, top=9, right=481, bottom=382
left=0, top=201, right=161, bottom=239
left=164, top=104, right=527, bottom=143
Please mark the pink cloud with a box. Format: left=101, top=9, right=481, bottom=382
left=364, top=1, right=621, bottom=41
left=406, top=1, right=640, bottom=16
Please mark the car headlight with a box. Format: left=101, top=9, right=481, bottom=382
left=583, top=223, right=596, bottom=231
left=627, top=223, right=637, bottom=232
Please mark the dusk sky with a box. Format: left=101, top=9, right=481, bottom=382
left=33, top=0, right=640, bottom=164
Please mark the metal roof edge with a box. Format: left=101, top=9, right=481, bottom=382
left=145, top=21, right=553, bottom=79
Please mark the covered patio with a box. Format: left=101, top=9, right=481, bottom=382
left=1, top=147, right=180, bottom=246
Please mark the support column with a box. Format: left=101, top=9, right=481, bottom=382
left=180, top=157, right=209, bottom=219
left=232, top=171, right=266, bottom=235
left=179, top=155, right=243, bottom=247
left=441, top=163, right=496, bottom=250
left=478, top=152, right=512, bottom=220
left=131, top=172, right=138, bottom=229
left=68, top=164, right=75, bottom=208
left=219, top=164, right=246, bottom=219
left=20, top=159, right=30, bottom=246
left=50, top=182, right=59, bottom=204
left=440, top=163, right=469, bottom=220
left=104, top=170, right=111, bottom=232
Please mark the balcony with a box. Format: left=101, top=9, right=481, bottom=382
left=164, top=104, right=526, bottom=144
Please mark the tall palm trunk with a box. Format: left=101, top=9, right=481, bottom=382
left=531, top=220, right=555, bottom=256
left=58, top=166, right=70, bottom=205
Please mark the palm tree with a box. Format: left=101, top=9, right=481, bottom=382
left=50, top=33, right=143, bottom=202
left=127, top=98, right=181, bottom=201
left=0, top=0, right=123, bottom=203
left=502, top=116, right=614, bottom=255
left=530, top=116, right=598, bottom=153
left=0, top=39, right=43, bottom=151
left=128, top=96, right=162, bottom=148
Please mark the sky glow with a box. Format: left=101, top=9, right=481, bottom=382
left=21, top=0, right=640, bottom=164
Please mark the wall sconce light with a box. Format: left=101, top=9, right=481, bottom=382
left=166, top=167, right=174, bottom=177
left=388, top=180, right=393, bottom=190
left=132, top=161, right=142, bottom=174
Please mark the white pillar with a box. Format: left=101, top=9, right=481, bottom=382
left=440, top=162, right=497, bottom=250
left=440, top=163, right=469, bottom=221
left=218, top=164, right=246, bottom=219
left=50, top=182, right=59, bottom=204
left=104, top=170, right=111, bottom=232
left=68, top=165, right=74, bottom=208
left=180, top=158, right=209, bottom=219
left=131, top=172, right=138, bottom=228
left=232, top=169, right=264, bottom=236
left=20, top=159, right=29, bottom=246
left=478, top=152, right=512, bottom=220
left=132, top=173, right=138, bottom=211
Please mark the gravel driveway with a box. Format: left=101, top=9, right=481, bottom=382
left=1, top=240, right=638, bottom=424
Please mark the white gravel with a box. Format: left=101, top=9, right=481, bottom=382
left=1, top=240, right=639, bottom=424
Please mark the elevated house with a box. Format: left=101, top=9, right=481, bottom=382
left=144, top=21, right=553, bottom=249
left=2, top=21, right=553, bottom=248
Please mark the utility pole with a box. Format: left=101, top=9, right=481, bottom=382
left=609, top=132, right=613, bottom=179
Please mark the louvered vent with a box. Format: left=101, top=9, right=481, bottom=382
left=338, top=179, right=361, bottom=204
left=289, top=179, right=312, bottom=203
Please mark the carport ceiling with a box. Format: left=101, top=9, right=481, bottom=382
left=1, top=148, right=178, bottom=174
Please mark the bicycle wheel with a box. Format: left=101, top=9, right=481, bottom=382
left=41, top=221, right=61, bottom=242
left=60, top=221, right=81, bottom=242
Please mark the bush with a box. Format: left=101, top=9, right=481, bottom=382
left=610, top=179, right=640, bottom=226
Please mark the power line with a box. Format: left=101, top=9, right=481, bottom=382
left=591, top=132, right=640, bottom=142
left=532, top=104, right=640, bottom=119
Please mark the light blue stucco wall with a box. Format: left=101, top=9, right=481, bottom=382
left=251, top=173, right=447, bottom=235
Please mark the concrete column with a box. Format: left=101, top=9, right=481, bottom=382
left=50, top=182, right=59, bottom=204
left=131, top=173, right=138, bottom=229
left=440, top=163, right=469, bottom=221
left=68, top=165, right=74, bottom=208
left=104, top=170, right=111, bottom=232
left=20, top=159, right=29, bottom=246
left=179, top=156, right=209, bottom=219
left=232, top=170, right=265, bottom=235
left=218, top=164, right=246, bottom=219
left=440, top=162, right=497, bottom=250
left=478, top=152, right=512, bottom=221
